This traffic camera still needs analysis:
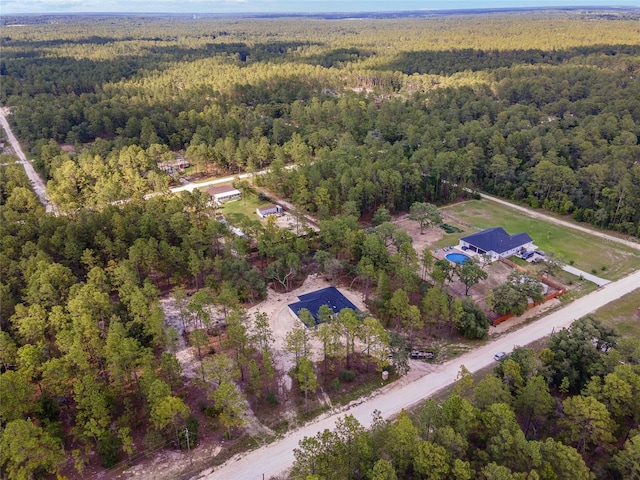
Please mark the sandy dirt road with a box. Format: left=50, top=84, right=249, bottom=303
left=477, top=191, right=640, bottom=251
left=196, top=268, right=640, bottom=480
left=0, top=107, right=56, bottom=214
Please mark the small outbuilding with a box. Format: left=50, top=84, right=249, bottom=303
left=460, top=227, right=533, bottom=259
left=207, top=185, right=241, bottom=204
left=256, top=204, right=283, bottom=219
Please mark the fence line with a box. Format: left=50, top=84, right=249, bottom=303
left=492, top=257, right=566, bottom=326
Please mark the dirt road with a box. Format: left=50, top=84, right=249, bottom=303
left=160, top=164, right=296, bottom=196
left=0, top=107, right=56, bottom=214
left=477, top=192, right=640, bottom=251
left=196, top=268, right=640, bottom=480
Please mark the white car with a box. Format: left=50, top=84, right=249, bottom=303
left=494, top=352, right=506, bottom=361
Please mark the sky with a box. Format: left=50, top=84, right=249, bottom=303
left=1, top=0, right=638, bottom=16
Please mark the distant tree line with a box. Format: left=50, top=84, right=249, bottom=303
left=2, top=14, right=639, bottom=234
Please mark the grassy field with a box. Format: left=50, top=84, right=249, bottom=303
left=592, top=289, right=640, bottom=338
left=199, top=186, right=269, bottom=225
left=440, top=199, right=640, bottom=280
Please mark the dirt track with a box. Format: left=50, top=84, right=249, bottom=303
left=0, top=108, right=56, bottom=214
left=477, top=192, right=640, bottom=252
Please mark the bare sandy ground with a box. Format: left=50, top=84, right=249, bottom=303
left=393, top=214, right=445, bottom=254
left=246, top=274, right=368, bottom=386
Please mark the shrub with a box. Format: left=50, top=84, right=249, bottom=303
left=339, top=370, right=356, bottom=383
left=97, top=431, right=121, bottom=468
left=143, top=430, right=165, bottom=454
left=331, top=377, right=341, bottom=391
left=36, top=394, right=60, bottom=423
left=179, top=415, right=199, bottom=449
left=266, top=390, right=279, bottom=406
left=202, top=404, right=222, bottom=418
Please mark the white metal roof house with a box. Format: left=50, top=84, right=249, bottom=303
left=256, top=204, right=283, bottom=219
left=207, top=185, right=241, bottom=204
left=460, top=227, right=533, bottom=260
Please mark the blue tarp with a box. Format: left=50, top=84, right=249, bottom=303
left=288, top=286, right=358, bottom=325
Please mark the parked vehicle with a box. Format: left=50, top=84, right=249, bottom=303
left=410, top=349, right=435, bottom=360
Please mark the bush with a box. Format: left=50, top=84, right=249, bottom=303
left=331, top=377, right=341, bottom=391
left=97, top=431, right=122, bottom=468
left=339, top=370, right=356, bottom=383
left=179, top=415, right=199, bottom=449
left=143, top=430, right=165, bottom=454
left=456, top=297, right=490, bottom=340
left=266, top=389, right=279, bottom=406
left=36, top=394, right=60, bottom=423
left=202, top=404, right=222, bottom=418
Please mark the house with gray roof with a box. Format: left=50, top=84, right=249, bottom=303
left=460, top=227, right=533, bottom=260
left=256, top=204, right=283, bottom=219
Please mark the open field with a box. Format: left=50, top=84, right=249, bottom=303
left=592, top=289, right=640, bottom=338
left=441, top=199, right=640, bottom=280
left=205, top=189, right=263, bottom=220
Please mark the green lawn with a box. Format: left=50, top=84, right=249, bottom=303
left=440, top=199, right=640, bottom=280
left=592, top=289, right=640, bottom=338
left=206, top=190, right=271, bottom=225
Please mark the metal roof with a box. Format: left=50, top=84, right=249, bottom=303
left=461, top=227, right=532, bottom=254
left=288, top=287, right=358, bottom=325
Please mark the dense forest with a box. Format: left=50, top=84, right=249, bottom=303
left=1, top=12, right=640, bottom=232
left=1, top=9, right=640, bottom=480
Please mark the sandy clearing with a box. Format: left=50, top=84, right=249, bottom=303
left=245, top=274, right=369, bottom=387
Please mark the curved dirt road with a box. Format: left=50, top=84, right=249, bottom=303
left=197, top=268, right=640, bottom=480
left=0, top=108, right=56, bottom=214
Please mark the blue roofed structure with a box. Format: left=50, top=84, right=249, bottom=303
left=460, top=227, right=533, bottom=259
left=288, top=286, right=358, bottom=325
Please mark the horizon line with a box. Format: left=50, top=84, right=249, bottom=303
left=2, top=5, right=639, bottom=17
